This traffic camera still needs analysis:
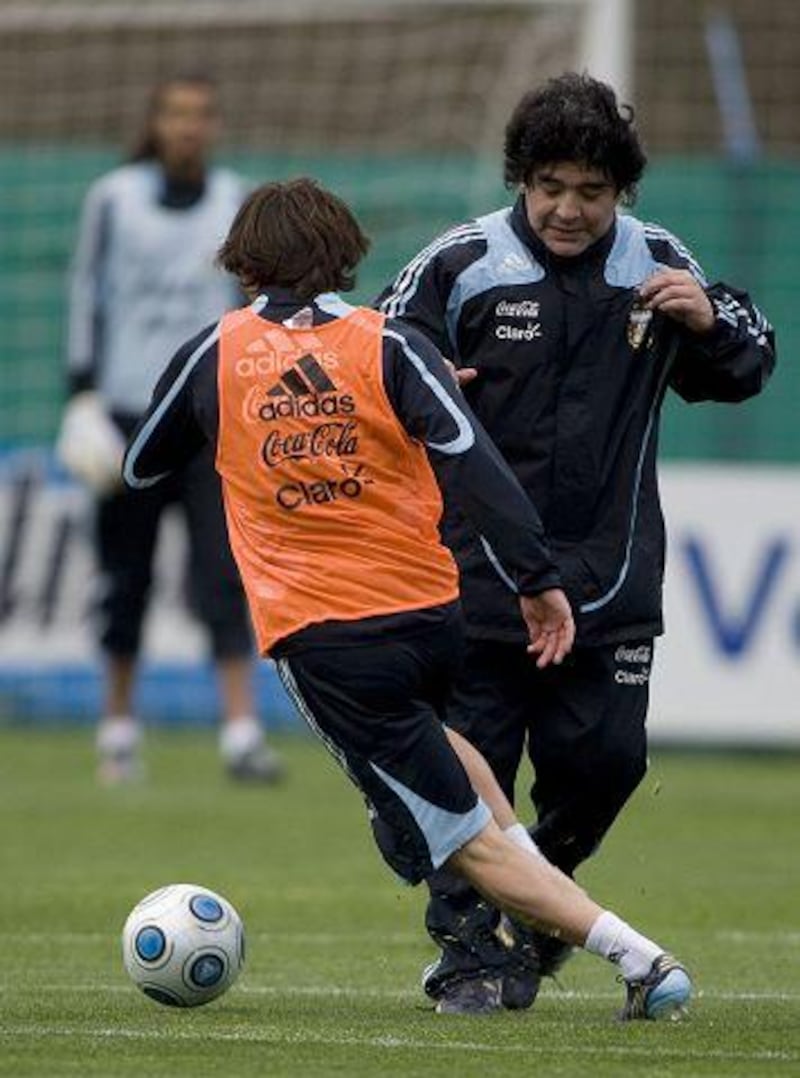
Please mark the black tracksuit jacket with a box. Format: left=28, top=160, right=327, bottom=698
left=377, top=197, right=776, bottom=646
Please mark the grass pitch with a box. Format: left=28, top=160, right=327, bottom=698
left=0, top=727, right=797, bottom=1077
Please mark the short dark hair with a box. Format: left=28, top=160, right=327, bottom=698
left=218, top=178, right=370, bottom=301
left=504, top=72, right=647, bottom=203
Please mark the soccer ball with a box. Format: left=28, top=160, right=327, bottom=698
left=121, top=883, right=245, bottom=1007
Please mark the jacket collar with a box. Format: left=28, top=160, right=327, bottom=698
left=509, top=194, right=617, bottom=271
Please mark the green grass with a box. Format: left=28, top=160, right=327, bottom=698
left=0, top=729, right=797, bottom=1077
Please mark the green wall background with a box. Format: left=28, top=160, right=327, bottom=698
left=0, top=149, right=794, bottom=460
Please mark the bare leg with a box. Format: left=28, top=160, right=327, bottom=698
left=103, top=654, right=137, bottom=716
left=445, top=726, right=544, bottom=862
left=216, top=656, right=284, bottom=782
left=444, top=818, right=692, bottom=1020
left=444, top=727, right=517, bottom=829
left=97, top=654, right=142, bottom=784
left=448, top=818, right=598, bottom=944
left=442, top=727, right=691, bottom=1020
left=425, top=724, right=692, bottom=1017
left=216, top=656, right=256, bottom=721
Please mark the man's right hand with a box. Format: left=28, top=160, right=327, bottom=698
left=519, top=589, right=576, bottom=668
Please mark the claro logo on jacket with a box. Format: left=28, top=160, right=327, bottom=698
left=494, top=297, right=543, bottom=341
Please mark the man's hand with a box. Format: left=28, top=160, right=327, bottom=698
left=638, top=269, right=715, bottom=334
left=443, top=358, right=478, bottom=388
left=519, top=589, right=575, bottom=669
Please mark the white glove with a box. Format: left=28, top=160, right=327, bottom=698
left=55, top=391, right=126, bottom=495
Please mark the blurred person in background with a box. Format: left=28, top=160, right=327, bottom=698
left=57, top=75, right=283, bottom=785
left=377, top=71, right=775, bottom=1014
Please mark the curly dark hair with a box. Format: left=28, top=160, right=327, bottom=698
left=504, top=72, right=647, bottom=204
left=218, top=177, right=370, bottom=301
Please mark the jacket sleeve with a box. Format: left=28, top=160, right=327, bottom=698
left=644, top=225, right=776, bottom=402
left=66, top=178, right=113, bottom=396
left=122, top=323, right=218, bottom=488
left=382, top=322, right=561, bottom=597
left=374, top=223, right=486, bottom=359
left=669, top=282, right=776, bottom=403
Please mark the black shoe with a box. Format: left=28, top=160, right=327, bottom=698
left=497, top=918, right=574, bottom=1009
left=226, top=742, right=285, bottom=783
left=434, top=976, right=503, bottom=1015
left=423, top=926, right=542, bottom=1011
left=422, top=925, right=509, bottom=1001
left=422, top=948, right=469, bottom=1001
left=495, top=916, right=541, bottom=1010
left=500, top=966, right=541, bottom=1010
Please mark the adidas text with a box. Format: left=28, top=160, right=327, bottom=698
left=259, top=394, right=355, bottom=421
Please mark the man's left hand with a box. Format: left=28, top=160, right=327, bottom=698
left=519, top=589, right=575, bottom=669
left=638, top=269, right=715, bottom=334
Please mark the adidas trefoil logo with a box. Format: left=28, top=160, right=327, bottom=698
left=268, top=353, right=336, bottom=397
left=259, top=354, right=355, bottom=421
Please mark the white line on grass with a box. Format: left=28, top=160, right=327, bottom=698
left=0, top=1024, right=795, bottom=1065
left=5, top=929, right=800, bottom=946
left=717, top=931, right=800, bottom=945
left=3, top=984, right=799, bottom=1003
left=0, top=931, right=421, bottom=946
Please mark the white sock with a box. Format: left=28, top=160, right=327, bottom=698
left=219, top=716, right=264, bottom=762
left=504, top=822, right=546, bottom=860
left=96, top=716, right=141, bottom=757
left=584, top=910, right=663, bottom=982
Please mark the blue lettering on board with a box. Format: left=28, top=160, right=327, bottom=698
left=681, top=536, right=790, bottom=658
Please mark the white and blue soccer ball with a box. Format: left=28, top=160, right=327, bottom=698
left=122, top=883, right=245, bottom=1007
